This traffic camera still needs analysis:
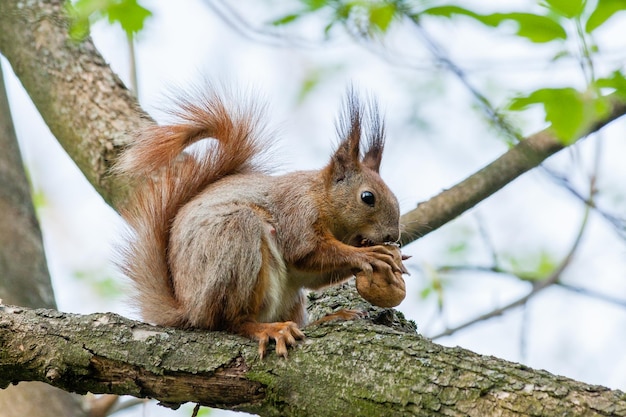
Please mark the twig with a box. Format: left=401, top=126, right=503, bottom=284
left=541, top=165, right=626, bottom=240
left=474, top=213, right=499, bottom=266
left=127, top=35, right=138, bottom=97
left=203, top=0, right=322, bottom=49
left=556, top=283, right=626, bottom=309
left=431, top=197, right=591, bottom=340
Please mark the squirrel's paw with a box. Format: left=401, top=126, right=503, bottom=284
left=242, top=321, right=305, bottom=359
left=356, top=245, right=405, bottom=276
left=356, top=244, right=408, bottom=308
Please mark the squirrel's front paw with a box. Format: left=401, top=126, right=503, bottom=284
left=356, top=244, right=408, bottom=308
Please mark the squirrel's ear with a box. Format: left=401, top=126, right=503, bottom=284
left=361, top=100, right=385, bottom=173
left=330, top=89, right=363, bottom=181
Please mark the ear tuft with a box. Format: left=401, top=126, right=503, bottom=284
left=330, top=87, right=363, bottom=181
left=329, top=87, right=386, bottom=180
left=362, top=99, right=385, bottom=173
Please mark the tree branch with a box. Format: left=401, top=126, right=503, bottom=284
left=1, top=302, right=625, bottom=416
left=399, top=96, right=626, bottom=245
left=0, top=0, right=147, bottom=208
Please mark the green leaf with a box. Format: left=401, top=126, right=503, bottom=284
left=336, top=3, right=353, bottom=20
left=509, top=87, right=611, bottom=144
left=543, top=0, right=585, bottom=18
left=509, top=88, right=584, bottom=143
left=483, top=13, right=567, bottom=43
left=502, top=250, right=557, bottom=281
left=302, top=0, right=328, bottom=12
left=31, top=189, right=48, bottom=211
left=447, top=241, right=468, bottom=256
left=420, top=5, right=480, bottom=19
left=297, top=71, right=323, bottom=103
left=420, top=7, right=566, bottom=43
left=323, top=20, right=337, bottom=38
left=271, top=13, right=302, bottom=26
left=65, top=0, right=97, bottom=40
left=535, top=251, right=557, bottom=278
left=595, top=71, right=626, bottom=99
left=65, top=0, right=152, bottom=39
left=586, top=0, right=626, bottom=31
left=586, top=0, right=626, bottom=32
left=106, top=0, right=152, bottom=38
left=369, top=3, right=396, bottom=32
left=67, top=15, right=91, bottom=40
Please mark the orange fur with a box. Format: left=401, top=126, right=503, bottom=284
left=116, top=89, right=266, bottom=327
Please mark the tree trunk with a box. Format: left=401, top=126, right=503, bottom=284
left=0, top=63, right=86, bottom=417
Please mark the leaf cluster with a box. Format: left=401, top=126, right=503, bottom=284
left=65, top=0, right=152, bottom=40
left=420, top=0, right=626, bottom=142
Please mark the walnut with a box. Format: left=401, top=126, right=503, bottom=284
left=356, top=244, right=407, bottom=308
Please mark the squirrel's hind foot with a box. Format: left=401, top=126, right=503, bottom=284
left=237, top=321, right=305, bottom=358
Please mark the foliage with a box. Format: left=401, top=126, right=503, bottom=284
left=65, top=0, right=152, bottom=40
left=268, top=0, right=626, bottom=143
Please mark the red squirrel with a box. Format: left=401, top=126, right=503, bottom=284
left=116, top=86, right=405, bottom=357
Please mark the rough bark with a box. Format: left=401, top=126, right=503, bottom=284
left=0, top=64, right=56, bottom=310
left=0, top=0, right=148, bottom=209
left=0, top=64, right=87, bottom=417
left=1, top=299, right=625, bottom=417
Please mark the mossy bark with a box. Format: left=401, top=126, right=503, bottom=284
left=1, top=301, right=624, bottom=417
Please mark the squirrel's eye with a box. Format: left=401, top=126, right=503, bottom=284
left=361, top=191, right=375, bottom=207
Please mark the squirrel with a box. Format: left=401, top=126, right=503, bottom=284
left=115, top=86, right=406, bottom=358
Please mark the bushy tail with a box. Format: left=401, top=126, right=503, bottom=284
left=115, top=87, right=270, bottom=326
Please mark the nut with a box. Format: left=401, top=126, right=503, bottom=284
left=355, top=245, right=407, bottom=308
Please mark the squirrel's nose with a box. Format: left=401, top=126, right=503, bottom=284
left=383, top=233, right=398, bottom=243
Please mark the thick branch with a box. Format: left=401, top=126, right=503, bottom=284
left=0, top=0, right=147, bottom=208
left=0, top=61, right=56, bottom=309
left=1, top=302, right=624, bottom=416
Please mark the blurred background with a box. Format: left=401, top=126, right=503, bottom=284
left=2, top=0, right=625, bottom=415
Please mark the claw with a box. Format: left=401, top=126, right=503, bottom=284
left=258, top=333, right=269, bottom=359
left=239, top=321, right=305, bottom=358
